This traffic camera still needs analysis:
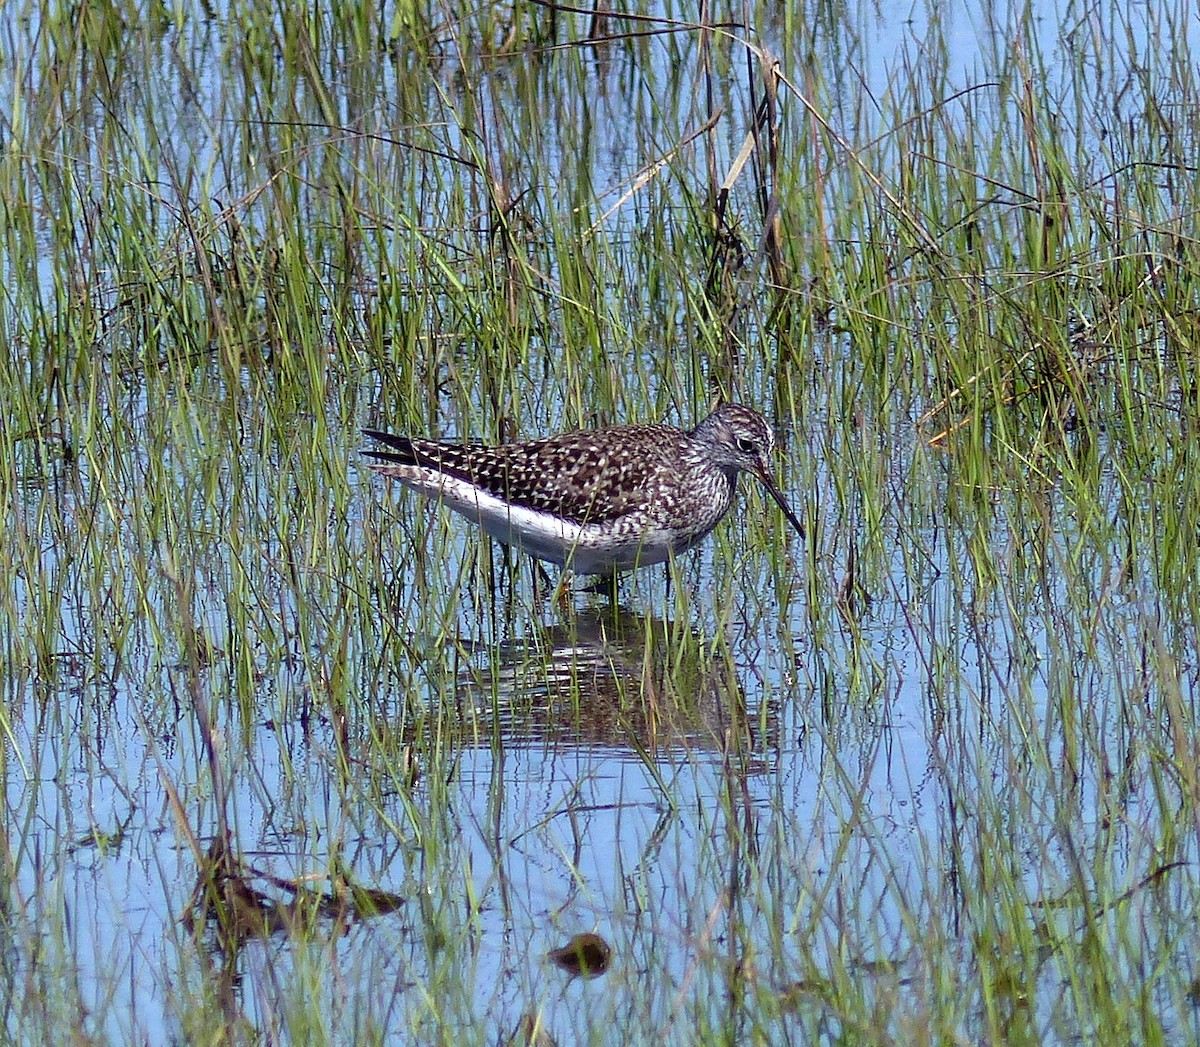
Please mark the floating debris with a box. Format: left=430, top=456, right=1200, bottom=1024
left=547, top=932, right=612, bottom=977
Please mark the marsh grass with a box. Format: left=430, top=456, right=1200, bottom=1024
left=2, top=0, right=1200, bottom=1042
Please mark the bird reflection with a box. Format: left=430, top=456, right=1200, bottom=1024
left=454, top=606, right=776, bottom=760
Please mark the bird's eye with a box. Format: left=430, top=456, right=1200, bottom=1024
left=735, top=436, right=758, bottom=455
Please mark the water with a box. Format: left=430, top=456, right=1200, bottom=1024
left=3, top=0, right=1200, bottom=1042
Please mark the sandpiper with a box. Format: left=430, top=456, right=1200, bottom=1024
left=362, top=403, right=805, bottom=576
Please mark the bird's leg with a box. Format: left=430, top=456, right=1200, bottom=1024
left=580, top=569, right=620, bottom=604
left=529, top=557, right=553, bottom=602
left=605, top=569, right=620, bottom=604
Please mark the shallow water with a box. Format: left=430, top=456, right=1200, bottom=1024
left=4, top=0, right=1200, bottom=1043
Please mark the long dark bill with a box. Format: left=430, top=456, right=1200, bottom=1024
left=754, top=467, right=806, bottom=540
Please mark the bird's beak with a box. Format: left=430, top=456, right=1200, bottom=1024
left=754, top=464, right=806, bottom=540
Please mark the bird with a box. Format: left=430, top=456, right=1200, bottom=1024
left=362, top=403, right=805, bottom=577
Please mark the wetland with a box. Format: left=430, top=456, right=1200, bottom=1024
left=2, top=0, right=1200, bottom=1043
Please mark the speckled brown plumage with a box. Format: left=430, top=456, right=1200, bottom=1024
left=364, top=425, right=705, bottom=525
left=362, top=403, right=804, bottom=574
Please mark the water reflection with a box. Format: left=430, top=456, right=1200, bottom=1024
left=455, top=606, right=771, bottom=758
left=437, top=605, right=799, bottom=1042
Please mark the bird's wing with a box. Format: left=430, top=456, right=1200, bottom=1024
left=363, top=426, right=678, bottom=525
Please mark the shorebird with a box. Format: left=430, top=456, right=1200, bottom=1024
left=362, top=403, right=804, bottom=576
